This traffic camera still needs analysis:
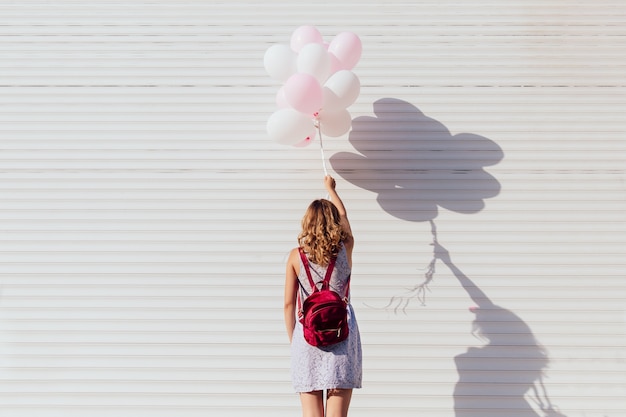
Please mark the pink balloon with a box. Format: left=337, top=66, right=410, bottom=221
left=290, top=25, right=323, bottom=52
left=328, top=32, right=362, bottom=70
left=283, top=73, right=323, bottom=115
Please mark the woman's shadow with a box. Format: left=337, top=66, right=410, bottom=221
left=435, top=243, right=566, bottom=417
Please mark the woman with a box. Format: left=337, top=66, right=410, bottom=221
left=284, top=175, right=362, bottom=417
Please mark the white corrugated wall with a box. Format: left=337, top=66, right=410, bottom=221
left=0, top=1, right=624, bottom=416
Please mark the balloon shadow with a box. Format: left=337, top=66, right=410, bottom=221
left=434, top=243, right=567, bottom=417
left=330, top=98, right=504, bottom=306
left=330, top=98, right=504, bottom=222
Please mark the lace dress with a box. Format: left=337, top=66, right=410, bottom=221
left=290, top=245, right=363, bottom=392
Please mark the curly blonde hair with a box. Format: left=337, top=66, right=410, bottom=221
left=298, top=199, right=347, bottom=266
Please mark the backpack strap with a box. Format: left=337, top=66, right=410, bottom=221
left=297, top=248, right=313, bottom=320
left=297, top=248, right=338, bottom=318
left=299, top=248, right=336, bottom=291
left=298, top=247, right=317, bottom=291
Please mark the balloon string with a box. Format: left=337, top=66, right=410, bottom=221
left=317, top=122, right=328, bottom=176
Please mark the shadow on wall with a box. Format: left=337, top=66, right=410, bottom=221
left=435, top=243, right=567, bottom=417
left=330, top=98, right=566, bottom=416
left=330, top=97, right=504, bottom=306
left=330, top=97, right=504, bottom=223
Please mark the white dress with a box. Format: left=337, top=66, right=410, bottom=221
left=290, top=245, right=363, bottom=392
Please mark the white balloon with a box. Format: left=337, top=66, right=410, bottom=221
left=264, top=44, right=297, bottom=82
left=327, top=52, right=342, bottom=75
left=267, top=109, right=316, bottom=145
left=293, top=132, right=316, bottom=147
left=276, top=87, right=289, bottom=108
left=297, top=43, right=331, bottom=83
left=322, top=70, right=360, bottom=111
left=318, top=108, right=352, bottom=137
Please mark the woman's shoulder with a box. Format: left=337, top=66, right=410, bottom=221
left=289, top=247, right=301, bottom=259
left=287, top=247, right=302, bottom=267
left=342, top=237, right=354, bottom=255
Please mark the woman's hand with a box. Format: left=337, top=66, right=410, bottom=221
left=324, top=175, right=336, bottom=192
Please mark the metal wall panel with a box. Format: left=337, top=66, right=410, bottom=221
left=0, top=1, right=624, bottom=416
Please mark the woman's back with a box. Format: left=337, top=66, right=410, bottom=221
left=297, top=244, right=351, bottom=302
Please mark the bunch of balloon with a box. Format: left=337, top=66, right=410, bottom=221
left=264, top=25, right=362, bottom=172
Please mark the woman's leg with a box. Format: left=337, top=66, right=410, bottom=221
left=300, top=390, right=324, bottom=417
left=326, top=388, right=353, bottom=417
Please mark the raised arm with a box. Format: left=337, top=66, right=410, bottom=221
left=434, top=243, right=494, bottom=309
left=325, top=175, right=354, bottom=261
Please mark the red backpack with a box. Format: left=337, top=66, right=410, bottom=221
left=297, top=248, right=349, bottom=347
